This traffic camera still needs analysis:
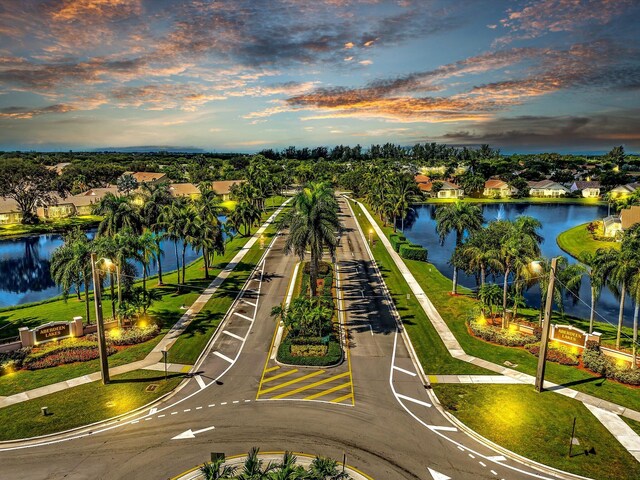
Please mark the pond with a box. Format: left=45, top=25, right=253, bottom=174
left=0, top=218, right=228, bottom=308
left=401, top=203, right=635, bottom=328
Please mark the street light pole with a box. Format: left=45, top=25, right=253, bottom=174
left=369, top=229, right=373, bottom=245
left=535, top=256, right=558, bottom=392
left=91, top=253, right=110, bottom=385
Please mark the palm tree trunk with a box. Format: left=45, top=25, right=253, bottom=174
left=401, top=215, right=404, bottom=233
left=310, top=253, right=318, bottom=298
left=393, top=214, right=397, bottom=232
left=156, top=239, right=163, bottom=285
left=181, top=241, right=187, bottom=285
left=203, top=247, right=209, bottom=279
left=110, top=273, right=116, bottom=319
left=451, top=268, right=458, bottom=295
left=502, top=267, right=510, bottom=328
left=142, top=266, right=147, bottom=305
left=76, top=285, right=82, bottom=301
left=174, top=240, right=180, bottom=284
left=480, top=265, right=486, bottom=287
left=632, top=300, right=638, bottom=369
left=616, top=282, right=626, bottom=349
left=83, top=274, right=91, bottom=324
left=589, top=286, right=596, bottom=333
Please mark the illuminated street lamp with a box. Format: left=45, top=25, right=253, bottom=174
left=90, top=253, right=111, bottom=385
left=535, top=257, right=559, bottom=392
left=260, top=234, right=265, bottom=249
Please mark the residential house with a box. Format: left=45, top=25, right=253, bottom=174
left=122, top=171, right=168, bottom=185
left=417, top=180, right=464, bottom=199
left=527, top=180, right=569, bottom=197
left=67, top=187, right=119, bottom=216
left=36, top=194, right=76, bottom=219
left=570, top=181, right=601, bottom=198
left=210, top=180, right=245, bottom=201
left=483, top=179, right=516, bottom=198
left=609, top=182, right=640, bottom=199
left=602, top=215, right=622, bottom=238
left=0, top=198, right=23, bottom=224
left=168, top=183, right=200, bottom=199
left=620, top=206, right=640, bottom=231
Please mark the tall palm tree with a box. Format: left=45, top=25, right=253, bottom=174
left=284, top=182, right=340, bottom=297
left=389, top=173, right=420, bottom=232
left=94, top=192, right=143, bottom=237
left=579, top=251, right=605, bottom=333
left=594, top=246, right=637, bottom=349
left=141, top=183, right=172, bottom=285
left=50, top=229, right=93, bottom=324
left=160, top=197, right=189, bottom=285
left=229, top=201, right=261, bottom=236
left=435, top=201, right=483, bottom=294
left=137, top=230, right=160, bottom=302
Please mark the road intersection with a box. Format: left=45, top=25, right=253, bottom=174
left=0, top=198, right=569, bottom=480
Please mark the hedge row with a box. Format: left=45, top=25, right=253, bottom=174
left=524, top=342, right=580, bottom=366
left=277, top=340, right=342, bottom=366
left=399, top=244, right=428, bottom=262
left=389, top=234, right=407, bottom=252
left=468, top=319, right=540, bottom=347
left=582, top=343, right=640, bottom=386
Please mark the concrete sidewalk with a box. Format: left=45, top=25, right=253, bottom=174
left=353, top=198, right=640, bottom=462
left=0, top=199, right=290, bottom=411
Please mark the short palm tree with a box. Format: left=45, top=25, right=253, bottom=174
left=307, top=456, right=350, bottom=480
left=477, top=283, right=502, bottom=319
left=200, top=457, right=236, bottom=480
left=237, top=447, right=277, bottom=480
left=284, top=182, right=340, bottom=297
left=94, top=192, right=143, bottom=237
left=435, top=201, right=483, bottom=294
left=269, top=452, right=306, bottom=480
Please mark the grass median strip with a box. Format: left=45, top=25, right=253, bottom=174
left=433, top=384, right=640, bottom=480
left=348, top=199, right=489, bottom=376
left=0, top=369, right=183, bottom=442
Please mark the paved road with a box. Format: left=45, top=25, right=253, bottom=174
left=0, top=199, right=559, bottom=480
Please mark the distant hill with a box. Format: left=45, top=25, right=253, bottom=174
left=93, top=146, right=207, bottom=153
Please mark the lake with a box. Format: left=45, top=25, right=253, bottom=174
left=401, top=203, right=635, bottom=328
left=0, top=220, right=228, bottom=308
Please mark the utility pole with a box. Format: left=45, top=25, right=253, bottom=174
left=91, top=253, right=110, bottom=385
left=535, top=256, right=558, bottom=392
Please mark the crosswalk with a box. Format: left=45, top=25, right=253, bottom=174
left=257, top=364, right=354, bottom=405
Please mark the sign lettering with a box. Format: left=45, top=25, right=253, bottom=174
left=553, top=326, right=585, bottom=347
left=35, top=323, right=71, bottom=343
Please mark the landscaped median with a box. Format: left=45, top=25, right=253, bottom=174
left=349, top=199, right=640, bottom=479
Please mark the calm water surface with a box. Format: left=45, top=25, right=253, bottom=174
left=401, top=203, right=634, bottom=328
left=0, top=220, right=228, bottom=308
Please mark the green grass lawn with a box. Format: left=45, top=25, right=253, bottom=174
left=349, top=200, right=490, bottom=375
left=357, top=201, right=640, bottom=412
left=0, top=197, right=288, bottom=395
left=0, top=215, right=102, bottom=238
left=622, top=416, right=640, bottom=436
left=557, top=222, right=620, bottom=260
left=434, top=384, right=640, bottom=480
left=0, top=369, right=183, bottom=441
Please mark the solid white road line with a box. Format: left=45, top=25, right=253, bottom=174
left=223, top=330, right=245, bottom=341
left=194, top=375, right=207, bottom=390
left=393, top=365, right=417, bottom=377
left=233, top=312, right=253, bottom=322
left=428, top=425, right=458, bottom=432
left=396, top=393, right=432, bottom=408
left=212, top=351, right=235, bottom=364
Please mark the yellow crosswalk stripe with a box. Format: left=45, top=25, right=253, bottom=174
left=261, top=368, right=298, bottom=384
left=330, top=392, right=353, bottom=404
left=272, top=372, right=350, bottom=399
left=265, top=365, right=280, bottom=373
left=304, top=381, right=351, bottom=401
left=259, top=370, right=325, bottom=395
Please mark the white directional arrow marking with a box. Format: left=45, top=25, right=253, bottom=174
left=427, top=467, right=451, bottom=480
left=171, top=425, right=215, bottom=440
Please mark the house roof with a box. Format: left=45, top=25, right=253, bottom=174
left=418, top=180, right=460, bottom=192
left=210, top=180, right=244, bottom=195
left=621, top=206, right=640, bottom=230
left=484, top=179, right=508, bottom=189
left=45, top=162, right=71, bottom=175
left=527, top=180, right=569, bottom=191
left=611, top=182, right=640, bottom=194
left=68, top=187, right=119, bottom=207
left=414, top=174, right=430, bottom=184
left=169, top=183, right=200, bottom=197
left=123, top=171, right=167, bottom=183
left=572, top=181, right=601, bottom=189
left=0, top=197, right=20, bottom=214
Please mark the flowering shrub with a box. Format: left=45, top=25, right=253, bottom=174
left=582, top=343, right=640, bottom=386
left=105, top=324, right=160, bottom=346
left=0, top=347, right=31, bottom=375
left=23, top=338, right=116, bottom=370
left=468, top=319, right=539, bottom=347
left=525, top=343, right=580, bottom=366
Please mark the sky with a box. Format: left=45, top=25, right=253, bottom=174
left=0, top=0, right=639, bottom=153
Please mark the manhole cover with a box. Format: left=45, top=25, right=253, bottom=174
left=146, top=384, right=159, bottom=392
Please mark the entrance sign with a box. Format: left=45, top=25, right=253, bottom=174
left=34, top=322, right=72, bottom=343
left=553, top=326, right=586, bottom=347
